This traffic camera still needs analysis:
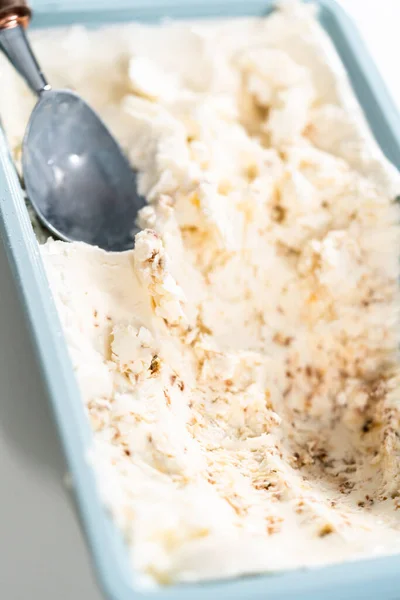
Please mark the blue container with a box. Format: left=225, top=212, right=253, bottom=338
left=0, top=1, right=400, bottom=598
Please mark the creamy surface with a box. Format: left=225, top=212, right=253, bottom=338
left=1, top=1, right=400, bottom=587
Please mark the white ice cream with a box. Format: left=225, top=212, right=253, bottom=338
left=1, top=1, right=400, bottom=587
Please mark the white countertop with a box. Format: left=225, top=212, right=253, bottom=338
left=0, top=2, right=398, bottom=599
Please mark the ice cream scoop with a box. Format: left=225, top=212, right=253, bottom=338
left=0, top=0, right=145, bottom=251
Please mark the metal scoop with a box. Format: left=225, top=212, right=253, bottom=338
left=0, top=0, right=145, bottom=251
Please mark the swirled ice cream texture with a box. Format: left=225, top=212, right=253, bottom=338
left=3, top=0, right=400, bottom=587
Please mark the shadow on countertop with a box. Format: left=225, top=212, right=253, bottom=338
left=0, top=235, right=66, bottom=478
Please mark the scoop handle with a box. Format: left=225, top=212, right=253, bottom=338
left=0, top=0, right=31, bottom=22
left=0, top=0, right=50, bottom=96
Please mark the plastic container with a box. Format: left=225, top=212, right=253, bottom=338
left=1, top=1, right=400, bottom=599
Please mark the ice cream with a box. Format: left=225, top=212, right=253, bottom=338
left=1, top=0, right=400, bottom=587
